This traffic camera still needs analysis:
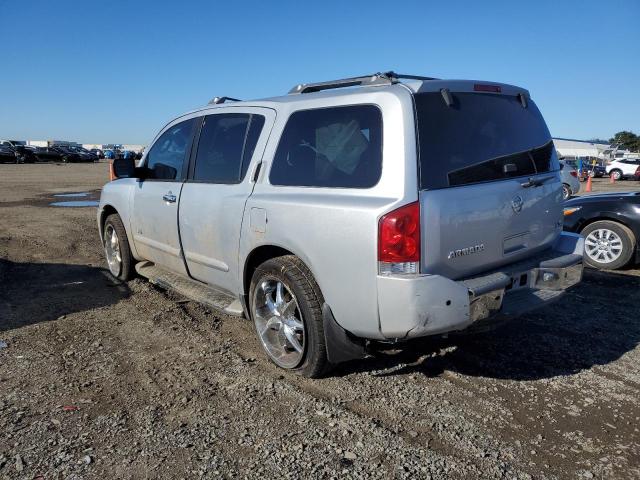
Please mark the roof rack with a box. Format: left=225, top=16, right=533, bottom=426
left=288, top=71, right=437, bottom=95
left=208, top=96, right=241, bottom=105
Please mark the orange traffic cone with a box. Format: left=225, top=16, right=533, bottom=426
left=610, top=173, right=616, bottom=184
left=586, top=175, right=592, bottom=192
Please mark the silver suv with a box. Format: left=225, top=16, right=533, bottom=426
left=98, top=72, right=584, bottom=377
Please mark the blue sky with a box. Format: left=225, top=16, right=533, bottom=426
left=0, top=0, right=638, bottom=145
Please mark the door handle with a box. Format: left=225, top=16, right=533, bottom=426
left=162, top=192, right=176, bottom=203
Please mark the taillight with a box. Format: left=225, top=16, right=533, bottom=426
left=378, top=202, right=420, bottom=275
left=570, top=170, right=578, bottom=178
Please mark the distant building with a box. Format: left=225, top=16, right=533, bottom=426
left=553, top=138, right=610, bottom=162
left=26, top=140, right=81, bottom=147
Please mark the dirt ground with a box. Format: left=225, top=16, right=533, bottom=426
left=1, top=163, right=640, bottom=479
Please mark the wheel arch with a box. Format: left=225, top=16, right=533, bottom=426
left=243, top=245, right=297, bottom=301
left=240, top=244, right=367, bottom=368
left=99, top=204, right=118, bottom=240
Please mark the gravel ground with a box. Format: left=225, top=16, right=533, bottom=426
left=1, top=163, right=639, bottom=479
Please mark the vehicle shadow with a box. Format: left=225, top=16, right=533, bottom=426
left=0, top=258, right=130, bottom=332
left=334, top=268, right=640, bottom=381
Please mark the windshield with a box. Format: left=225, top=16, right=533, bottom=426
left=415, top=92, right=558, bottom=189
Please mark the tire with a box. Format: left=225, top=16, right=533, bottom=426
left=581, top=220, right=635, bottom=270
left=562, top=183, right=571, bottom=200
left=610, top=169, right=622, bottom=181
left=588, top=170, right=595, bottom=178
left=103, top=213, right=135, bottom=281
left=249, top=255, right=330, bottom=378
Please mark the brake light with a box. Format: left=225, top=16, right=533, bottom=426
left=378, top=202, right=420, bottom=274
left=570, top=170, right=578, bottom=178
left=474, top=84, right=502, bottom=93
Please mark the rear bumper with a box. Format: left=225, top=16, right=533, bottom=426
left=377, top=232, right=584, bottom=339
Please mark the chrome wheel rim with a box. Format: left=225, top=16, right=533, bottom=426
left=104, top=225, right=122, bottom=276
left=562, top=184, right=570, bottom=200
left=585, top=228, right=623, bottom=264
left=252, top=278, right=305, bottom=369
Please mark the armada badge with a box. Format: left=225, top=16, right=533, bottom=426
left=448, top=244, right=485, bottom=259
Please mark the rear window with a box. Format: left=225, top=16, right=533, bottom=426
left=415, top=92, right=557, bottom=189
left=269, top=105, right=382, bottom=188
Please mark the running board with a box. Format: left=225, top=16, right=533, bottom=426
left=135, top=261, right=244, bottom=317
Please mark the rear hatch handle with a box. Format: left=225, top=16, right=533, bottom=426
left=521, top=174, right=556, bottom=188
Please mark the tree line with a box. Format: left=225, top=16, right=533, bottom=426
left=608, top=131, right=640, bottom=152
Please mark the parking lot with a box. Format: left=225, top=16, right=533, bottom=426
left=1, top=163, right=640, bottom=479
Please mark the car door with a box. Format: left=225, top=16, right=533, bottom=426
left=131, top=117, right=198, bottom=275
left=179, top=107, right=274, bottom=294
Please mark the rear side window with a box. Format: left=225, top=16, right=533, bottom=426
left=146, top=118, right=196, bottom=180
left=415, top=92, right=557, bottom=189
left=193, top=113, right=265, bottom=183
left=270, top=105, right=382, bottom=188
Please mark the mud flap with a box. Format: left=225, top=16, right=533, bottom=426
left=322, top=303, right=367, bottom=364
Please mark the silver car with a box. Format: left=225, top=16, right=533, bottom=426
left=559, top=160, right=581, bottom=200
left=98, top=72, right=584, bottom=377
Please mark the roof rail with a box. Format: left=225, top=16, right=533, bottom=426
left=208, top=96, right=241, bottom=105
left=288, top=71, right=437, bottom=95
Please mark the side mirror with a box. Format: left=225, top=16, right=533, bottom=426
left=110, top=158, right=136, bottom=180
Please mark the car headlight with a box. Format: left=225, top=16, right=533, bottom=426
left=563, top=206, right=582, bottom=216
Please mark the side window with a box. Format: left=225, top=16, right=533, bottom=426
left=193, top=113, right=265, bottom=184
left=146, top=118, right=196, bottom=180
left=269, top=105, right=382, bottom=188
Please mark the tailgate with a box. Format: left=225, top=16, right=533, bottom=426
left=414, top=84, right=563, bottom=279
left=420, top=178, right=562, bottom=279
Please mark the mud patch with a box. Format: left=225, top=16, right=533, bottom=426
left=0, top=189, right=101, bottom=208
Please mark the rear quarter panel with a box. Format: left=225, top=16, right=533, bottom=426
left=240, top=86, right=418, bottom=340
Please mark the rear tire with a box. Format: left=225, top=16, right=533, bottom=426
left=581, top=220, right=635, bottom=270
left=249, top=255, right=330, bottom=378
left=562, top=183, right=571, bottom=200
left=103, top=213, right=134, bottom=281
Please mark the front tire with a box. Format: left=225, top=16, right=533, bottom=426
left=249, top=255, right=330, bottom=378
left=610, top=169, right=622, bottom=181
left=103, top=213, right=134, bottom=281
left=582, top=220, right=635, bottom=270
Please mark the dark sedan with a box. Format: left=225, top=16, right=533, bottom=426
left=585, top=164, right=607, bottom=178
left=50, top=146, right=82, bottom=163
left=0, top=145, right=17, bottom=163
left=89, top=148, right=105, bottom=159
left=564, top=192, right=640, bottom=270
left=68, top=146, right=99, bottom=162
left=33, top=147, right=65, bottom=162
